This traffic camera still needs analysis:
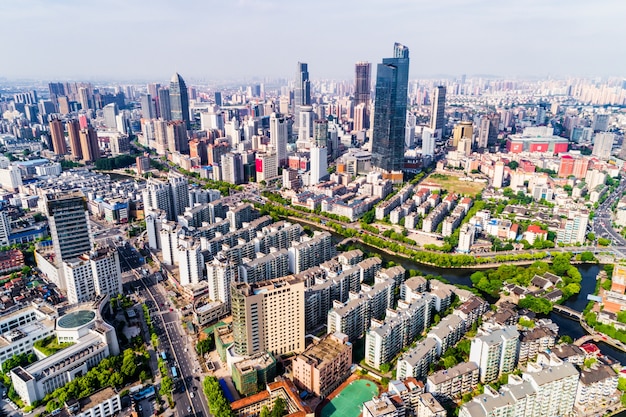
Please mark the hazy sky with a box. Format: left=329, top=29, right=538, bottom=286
left=1, top=0, right=625, bottom=82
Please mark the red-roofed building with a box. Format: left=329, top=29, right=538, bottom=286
left=580, top=343, right=600, bottom=357
left=524, top=225, right=548, bottom=245
left=0, top=249, right=24, bottom=274
left=231, top=379, right=313, bottom=417
left=559, top=155, right=574, bottom=178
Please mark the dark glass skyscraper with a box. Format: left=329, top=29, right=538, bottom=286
left=355, top=62, right=371, bottom=128
left=158, top=88, right=171, bottom=121
left=170, top=73, right=190, bottom=129
left=371, top=43, right=410, bottom=173
left=293, top=62, right=311, bottom=129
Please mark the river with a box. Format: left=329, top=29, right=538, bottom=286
left=325, top=232, right=626, bottom=364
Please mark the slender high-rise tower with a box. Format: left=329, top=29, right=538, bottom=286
left=67, top=119, right=82, bottom=160
left=355, top=62, right=371, bottom=129
left=270, top=113, right=288, bottom=166
left=49, top=119, right=67, bottom=155
left=158, top=88, right=171, bottom=121
left=371, top=43, right=410, bottom=173
left=79, top=126, right=100, bottom=163
left=170, top=73, right=190, bottom=129
left=294, top=62, right=311, bottom=130
left=430, top=86, right=446, bottom=134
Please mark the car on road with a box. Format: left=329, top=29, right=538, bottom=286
left=187, top=406, right=192, bottom=413
left=190, top=392, right=195, bottom=398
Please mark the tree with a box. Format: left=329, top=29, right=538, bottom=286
left=598, top=238, right=611, bottom=246
left=379, top=363, right=391, bottom=373
left=507, top=161, right=519, bottom=170
left=587, top=232, right=596, bottom=241
left=271, top=397, right=286, bottom=417
left=196, top=336, right=214, bottom=355
left=260, top=406, right=270, bottom=417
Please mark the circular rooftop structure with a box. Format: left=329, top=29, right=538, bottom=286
left=57, top=310, right=96, bottom=329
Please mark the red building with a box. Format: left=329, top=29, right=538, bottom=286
left=0, top=249, right=25, bottom=274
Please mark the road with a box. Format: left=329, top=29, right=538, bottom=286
left=136, top=274, right=210, bottom=417
left=591, top=178, right=626, bottom=256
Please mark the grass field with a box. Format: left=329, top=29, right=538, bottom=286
left=424, top=173, right=486, bottom=196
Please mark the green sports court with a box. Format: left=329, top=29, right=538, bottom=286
left=320, top=379, right=379, bottom=417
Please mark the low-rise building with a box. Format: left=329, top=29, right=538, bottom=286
left=426, top=362, right=479, bottom=401
left=292, top=333, right=352, bottom=398
left=417, top=393, right=446, bottom=417
left=65, top=387, right=121, bottom=417
left=232, top=351, right=277, bottom=397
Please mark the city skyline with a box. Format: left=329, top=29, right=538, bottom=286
left=1, top=0, right=625, bottom=81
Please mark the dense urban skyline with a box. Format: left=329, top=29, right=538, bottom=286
left=1, top=0, right=625, bottom=81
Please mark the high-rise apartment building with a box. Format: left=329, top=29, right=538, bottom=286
left=221, top=153, right=244, bottom=185
left=355, top=62, right=371, bottom=129
left=141, top=94, right=155, bottom=119
left=430, top=86, right=446, bottom=134
left=469, top=326, right=519, bottom=383
left=170, top=73, right=190, bottom=129
left=45, top=191, right=92, bottom=263
left=79, top=127, right=100, bottom=163
left=64, top=247, right=122, bottom=304
left=294, top=62, right=311, bottom=129
left=49, top=119, right=67, bottom=156
left=143, top=178, right=173, bottom=220
left=207, top=257, right=238, bottom=308
left=169, top=174, right=189, bottom=219
left=371, top=43, right=410, bottom=173
left=231, top=276, right=305, bottom=357
left=67, top=119, right=82, bottom=160
left=288, top=232, right=334, bottom=274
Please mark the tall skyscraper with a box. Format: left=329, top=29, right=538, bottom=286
left=270, top=113, right=288, bottom=166
left=430, top=86, right=446, bottom=133
left=294, top=62, right=311, bottom=129
left=592, top=132, right=615, bottom=159
left=67, top=119, right=82, bottom=160
left=170, top=73, right=190, bottom=129
left=355, top=62, right=371, bottom=129
left=49, top=119, right=67, bottom=156
left=45, top=191, right=92, bottom=263
left=371, top=43, right=410, bottom=173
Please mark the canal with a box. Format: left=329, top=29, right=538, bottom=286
left=328, top=233, right=626, bottom=364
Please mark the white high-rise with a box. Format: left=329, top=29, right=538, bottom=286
left=169, top=174, right=189, bottom=219
left=469, top=326, right=519, bottom=383
left=178, top=239, right=204, bottom=286
left=143, top=179, right=173, bottom=220
left=458, top=223, right=475, bottom=253
left=0, top=209, right=10, bottom=247
left=64, top=246, right=122, bottom=305
left=270, top=113, right=288, bottom=166
left=207, top=257, right=238, bottom=308
left=493, top=161, right=505, bottom=188
left=422, top=127, right=435, bottom=157
left=310, top=146, right=327, bottom=185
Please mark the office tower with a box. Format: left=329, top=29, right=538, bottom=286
left=592, top=132, right=615, bottom=159
left=310, top=146, right=327, bottom=185
left=153, top=119, right=168, bottom=155
left=231, top=276, right=305, bottom=357
left=298, top=106, right=315, bottom=141
left=49, top=119, right=67, bottom=156
left=168, top=174, right=189, bottom=219
left=477, top=114, right=499, bottom=148
left=140, top=94, right=155, bottom=119
left=314, top=119, right=328, bottom=147
left=469, top=326, right=519, bottom=383
left=294, top=62, right=311, bottom=128
left=170, top=73, right=190, bottom=129
left=214, top=91, right=223, bottom=107
left=221, top=153, right=244, bottom=185
left=103, top=103, right=118, bottom=129
left=45, top=191, right=92, bottom=263
left=493, top=161, right=505, bottom=188
left=452, top=120, right=473, bottom=147
left=593, top=113, right=610, bottom=132
left=355, top=62, right=371, bottom=129
left=405, top=111, right=416, bottom=148
left=371, top=43, right=410, bottom=173
left=67, top=119, right=82, bottom=160
left=158, top=88, right=171, bottom=121
left=430, top=86, right=446, bottom=134
left=270, top=113, right=289, bottom=166
left=79, top=127, right=100, bottom=163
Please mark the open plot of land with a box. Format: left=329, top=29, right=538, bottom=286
left=423, top=173, right=486, bottom=196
